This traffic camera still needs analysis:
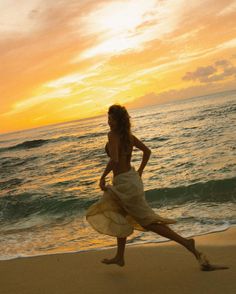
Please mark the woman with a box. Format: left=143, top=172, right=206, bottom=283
left=86, top=104, right=214, bottom=270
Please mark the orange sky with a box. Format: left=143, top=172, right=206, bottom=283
left=0, top=0, right=236, bottom=134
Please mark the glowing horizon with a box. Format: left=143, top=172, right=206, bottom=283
left=1, top=0, right=236, bottom=134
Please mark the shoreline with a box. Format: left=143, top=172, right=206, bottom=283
left=1, top=225, right=235, bottom=262
left=0, top=227, right=235, bottom=294
left=0, top=225, right=234, bottom=262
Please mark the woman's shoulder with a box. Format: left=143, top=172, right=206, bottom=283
left=107, top=130, right=119, bottom=140
left=107, top=131, right=135, bottom=143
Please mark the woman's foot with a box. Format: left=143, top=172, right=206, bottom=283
left=185, top=239, right=229, bottom=271
left=197, top=252, right=229, bottom=271
left=185, top=238, right=213, bottom=270
left=101, top=256, right=125, bottom=267
left=197, top=252, right=213, bottom=271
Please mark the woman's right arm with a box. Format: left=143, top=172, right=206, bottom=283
left=99, top=132, right=119, bottom=191
left=99, top=159, right=113, bottom=191
left=133, top=135, right=151, bottom=177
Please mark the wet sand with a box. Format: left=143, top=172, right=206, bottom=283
left=0, top=227, right=235, bottom=294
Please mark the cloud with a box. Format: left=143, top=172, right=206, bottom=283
left=218, top=1, right=236, bottom=16
left=71, top=0, right=189, bottom=61
left=182, top=58, right=236, bottom=83
left=201, top=66, right=236, bottom=83
left=45, top=71, right=98, bottom=87
left=0, top=1, right=102, bottom=114
left=214, top=59, right=231, bottom=67
left=217, top=37, right=236, bottom=50
left=58, top=99, right=94, bottom=111
left=0, top=0, right=44, bottom=37
left=1, top=88, right=72, bottom=116
left=1, top=0, right=236, bottom=134
left=125, top=82, right=236, bottom=110
left=183, top=66, right=217, bottom=81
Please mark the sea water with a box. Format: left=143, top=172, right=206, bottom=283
left=0, top=90, right=235, bottom=260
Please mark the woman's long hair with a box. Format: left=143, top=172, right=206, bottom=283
left=108, top=104, right=132, bottom=152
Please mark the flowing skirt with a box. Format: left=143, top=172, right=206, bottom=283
left=86, top=166, right=176, bottom=238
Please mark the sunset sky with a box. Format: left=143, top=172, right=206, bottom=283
left=1, top=0, right=236, bottom=134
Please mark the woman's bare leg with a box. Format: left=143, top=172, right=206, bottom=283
left=145, top=223, right=229, bottom=271
left=145, top=223, right=200, bottom=259
left=101, top=237, right=126, bottom=266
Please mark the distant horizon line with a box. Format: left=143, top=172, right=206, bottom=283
left=1, top=88, right=236, bottom=137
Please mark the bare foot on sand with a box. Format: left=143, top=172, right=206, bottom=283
left=197, top=252, right=229, bottom=271
left=186, top=239, right=229, bottom=271
left=101, top=257, right=125, bottom=267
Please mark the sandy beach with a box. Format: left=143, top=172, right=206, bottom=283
left=0, top=227, right=235, bottom=294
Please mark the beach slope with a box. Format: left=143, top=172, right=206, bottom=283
left=0, top=228, right=236, bottom=294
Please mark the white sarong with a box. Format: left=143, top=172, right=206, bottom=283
left=86, top=166, right=176, bottom=238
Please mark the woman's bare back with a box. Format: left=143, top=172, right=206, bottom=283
left=106, top=132, right=151, bottom=176
left=105, top=134, right=134, bottom=176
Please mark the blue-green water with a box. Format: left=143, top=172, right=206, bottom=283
left=0, top=90, right=236, bottom=260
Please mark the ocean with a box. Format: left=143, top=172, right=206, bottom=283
left=0, top=90, right=236, bottom=260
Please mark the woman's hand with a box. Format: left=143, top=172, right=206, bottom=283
left=99, top=177, right=107, bottom=191
left=137, top=168, right=143, bottom=178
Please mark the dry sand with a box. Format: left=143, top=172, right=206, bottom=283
left=0, top=227, right=236, bottom=294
